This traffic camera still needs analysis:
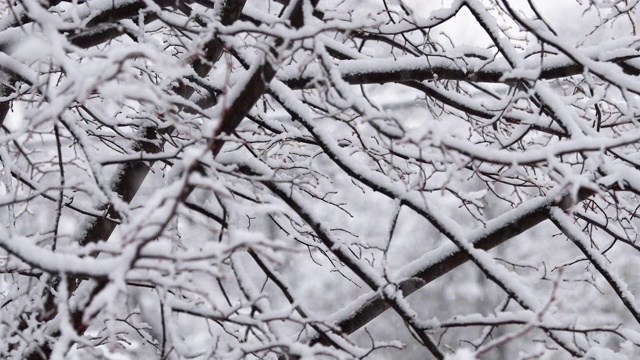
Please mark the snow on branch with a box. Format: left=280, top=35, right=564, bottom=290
left=2, top=0, right=640, bottom=359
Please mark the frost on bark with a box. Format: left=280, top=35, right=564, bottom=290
left=1, top=0, right=640, bottom=359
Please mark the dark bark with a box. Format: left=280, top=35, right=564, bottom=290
left=324, top=187, right=595, bottom=339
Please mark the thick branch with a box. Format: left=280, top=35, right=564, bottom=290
left=278, top=54, right=640, bottom=89
left=323, top=187, right=595, bottom=339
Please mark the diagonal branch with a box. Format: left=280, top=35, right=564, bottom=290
left=549, top=207, right=640, bottom=324
left=321, top=187, right=595, bottom=339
